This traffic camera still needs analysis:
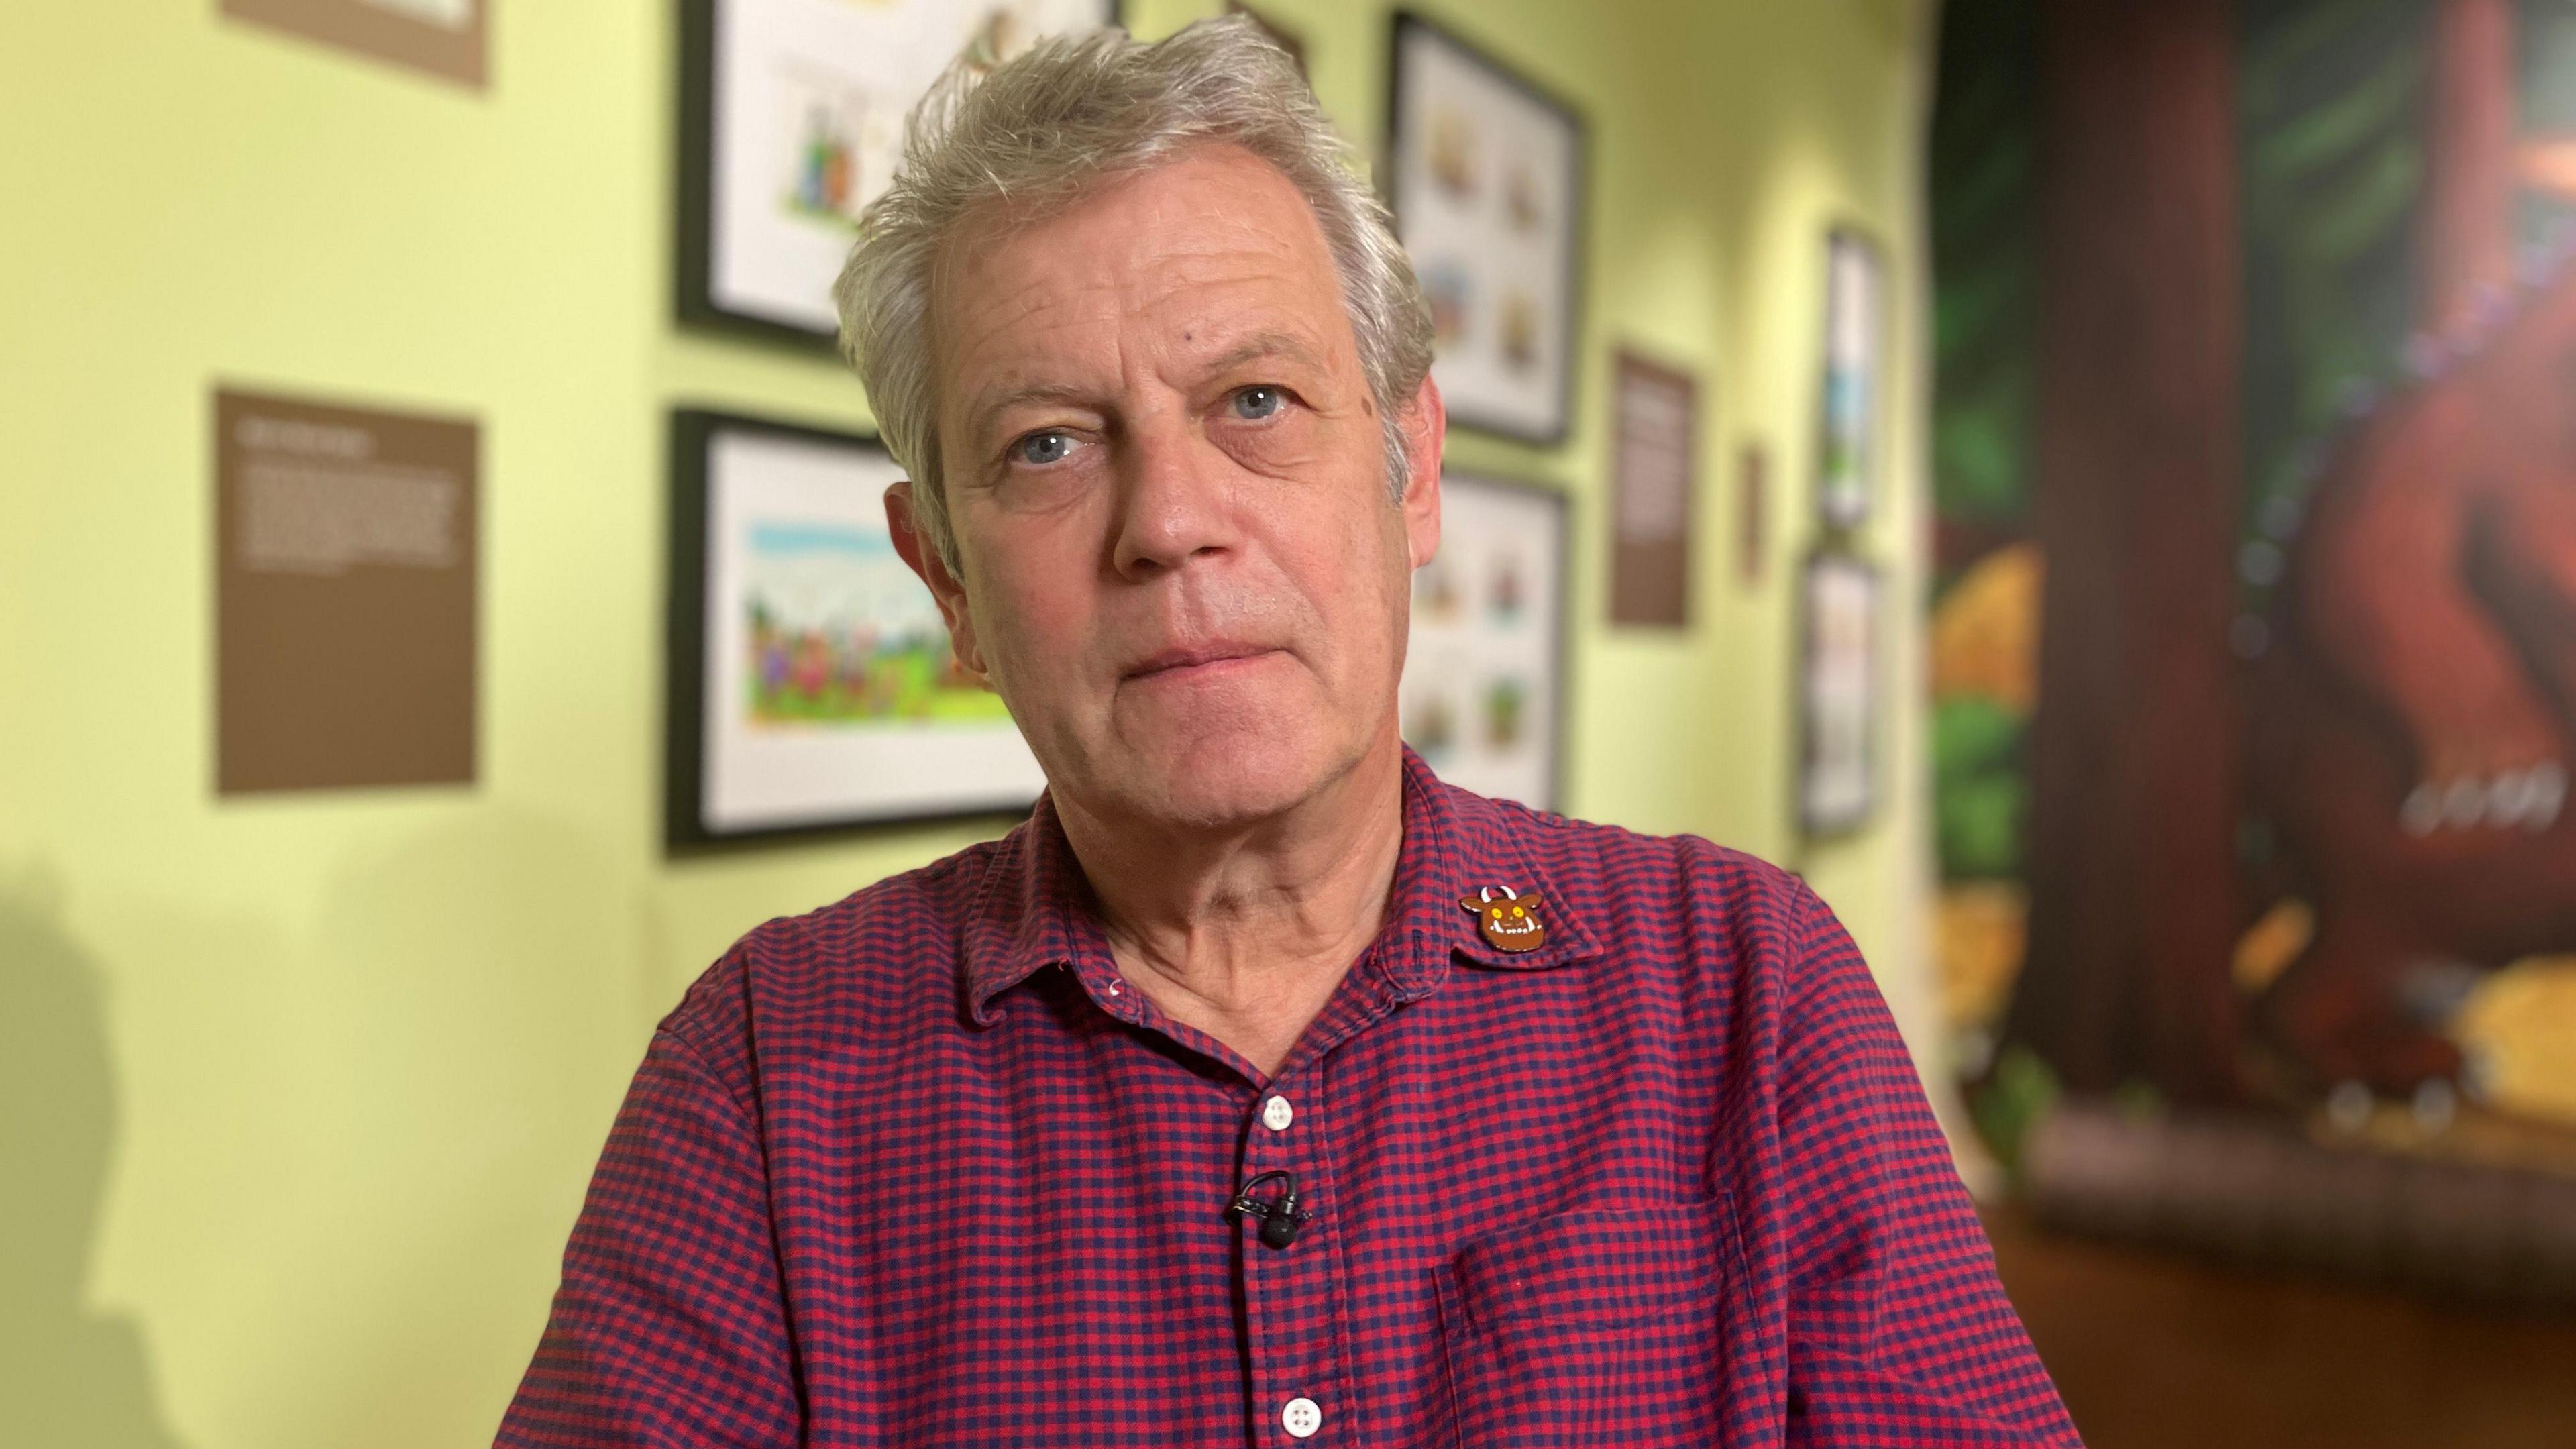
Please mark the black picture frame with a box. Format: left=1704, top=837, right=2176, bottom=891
left=1794, top=547, right=1882, bottom=839
left=1399, top=468, right=1574, bottom=813
left=676, top=0, right=1125, bottom=351
left=665, top=407, right=1041, bottom=852
left=1385, top=9, right=1589, bottom=447
left=674, top=0, right=819, bottom=351
left=1815, top=223, right=1888, bottom=532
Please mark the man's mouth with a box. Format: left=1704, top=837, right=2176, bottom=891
left=1124, top=642, right=1279, bottom=681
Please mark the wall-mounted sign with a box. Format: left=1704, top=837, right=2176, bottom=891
left=1608, top=350, right=1697, bottom=627
left=220, top=0, right=489, bottom=89
left=1737, top=440, right=1770, bottom=588
left=215, top=386, right=479, bottom=794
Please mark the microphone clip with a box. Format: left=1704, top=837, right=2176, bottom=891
left=1226, top=1168, right=1309, bottom=1249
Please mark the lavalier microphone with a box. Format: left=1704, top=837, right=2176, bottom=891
left=1226, top=1168, right=1308, bottom=1248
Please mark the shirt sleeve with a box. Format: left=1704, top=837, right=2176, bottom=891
left=1772, top=884, right=2083, bottom=1448
left=494, top=1020, right=801, bottom=1449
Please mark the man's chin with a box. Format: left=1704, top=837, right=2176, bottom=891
left=1112, top=727, right=1352, bottom=830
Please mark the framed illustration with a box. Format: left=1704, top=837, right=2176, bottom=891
left=1817, top=227, right=1886, bottom=529
left=666, top=409, right=1045, bottom=847
left=678, top=0, right=1120, bottom=346
left=1399, top=470, right=1569, bottom=810
left=1797, top=549, right=1880, bottom=836
left=1386, top=11, right=1587, bottom=445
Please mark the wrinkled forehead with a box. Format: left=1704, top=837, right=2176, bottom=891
left=926, top=143, right=1356, bottom=400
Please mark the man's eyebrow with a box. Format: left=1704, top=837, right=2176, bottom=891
left=1197, top=329, right=1326, bottom=378
left=962, top=380, right=1097, bottom=445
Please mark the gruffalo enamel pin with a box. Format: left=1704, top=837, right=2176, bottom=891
left=1461, top=885, right=1545, bottom=953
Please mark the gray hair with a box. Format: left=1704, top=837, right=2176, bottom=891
left=832, top=15, right=1436, bottom=578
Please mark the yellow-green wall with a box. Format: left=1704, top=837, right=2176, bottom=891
left=0, top=2, right=1935, bottom=1444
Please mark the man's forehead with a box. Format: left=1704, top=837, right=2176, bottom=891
left=949, top=142, right=1328, bottom=280
left=964, top=317, right=1333, bottom=399
left=932, top=146, right=1350, bottom=394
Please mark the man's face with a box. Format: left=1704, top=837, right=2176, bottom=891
left=892, top=143, right=1442, bottom=829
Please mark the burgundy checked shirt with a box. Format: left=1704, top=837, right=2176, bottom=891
left=498, top=749, right=2079, bottom=1447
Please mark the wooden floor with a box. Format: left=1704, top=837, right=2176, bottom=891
left=1982, top=1210, right=2576, bottom=1448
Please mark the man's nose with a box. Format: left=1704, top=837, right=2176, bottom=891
left=1109, top=407, right=1238, bottom=580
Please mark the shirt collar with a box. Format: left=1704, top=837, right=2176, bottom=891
left=959, top=786, right=1089, bottom=1027
left=961, top=746, right=1601, bottom=1027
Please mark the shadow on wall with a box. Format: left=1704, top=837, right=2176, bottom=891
left=0, top=870, right=191, bottom=1449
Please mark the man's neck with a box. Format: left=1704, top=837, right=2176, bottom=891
left=1051, top=737, right=1408, bottom=1040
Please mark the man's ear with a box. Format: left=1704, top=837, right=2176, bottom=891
left=884, top=479, right=988, bottom=681
left=1399, top=373, right=1447, bottom=570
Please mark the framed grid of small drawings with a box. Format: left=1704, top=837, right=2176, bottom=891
left=1386, top=11, right=1587, bottom=445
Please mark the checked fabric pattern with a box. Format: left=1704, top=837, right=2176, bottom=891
left=498, top=747, right=2080, bottom=1447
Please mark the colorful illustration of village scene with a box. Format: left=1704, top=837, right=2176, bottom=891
left=745, top=602, right=1005, bottom=727
left=737, top=516, right=1010, bottom=729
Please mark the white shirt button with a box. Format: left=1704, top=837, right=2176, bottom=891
left=1281, top=1397, right=1322, bottom=1438
left=1261, top=1095, right=1294, bottom=1132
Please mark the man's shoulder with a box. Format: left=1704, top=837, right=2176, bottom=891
left=1450, top=783, right=1888, bottom=1092
left=747, top=833, right=1012, bottom=964
left=1438, top=778, right=1819, bottom=966
left=653, top=830, right=1020, bottom=1067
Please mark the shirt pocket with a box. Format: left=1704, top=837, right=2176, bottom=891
left=1430, top=1196, right=1734, bottom=1448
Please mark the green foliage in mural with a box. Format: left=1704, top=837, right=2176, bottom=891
left=1928, top=0, right=2040, bottom=896
left=1933, top=696, right=2026, bottom=881
left=1929, top=0, right=2038, bottom=560
left=1970, top=1044, right=2061, bottom=1175
left=2239, top=0, right=2427, bottom=538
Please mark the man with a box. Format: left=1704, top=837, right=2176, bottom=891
left=500, top=17, right=2079, bottom=1447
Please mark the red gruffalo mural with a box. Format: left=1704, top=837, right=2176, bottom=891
left=2253, top=231, right=2576, bottom=1100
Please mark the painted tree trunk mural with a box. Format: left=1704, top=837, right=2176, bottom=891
left=2420, top=0, right=2520, bottom=331
left=2002, top=0, right=2249, bottom=1104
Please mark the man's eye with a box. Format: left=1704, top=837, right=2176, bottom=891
left=1010, top=430, right=1076, bottom=466
left=1230, top=386, right=1285, bottom=421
